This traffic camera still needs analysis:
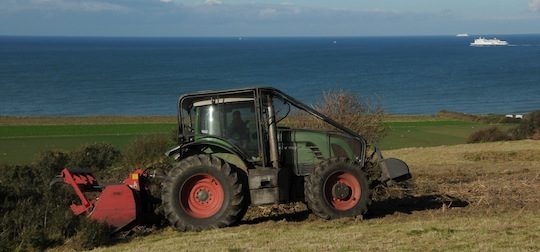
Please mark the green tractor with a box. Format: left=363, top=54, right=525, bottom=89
left=161, top=87, right=411, bottom=231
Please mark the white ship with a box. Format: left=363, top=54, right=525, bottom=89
left=456, top=33, right=469, bottom=37
left=470, top=37, right=508, bottom=46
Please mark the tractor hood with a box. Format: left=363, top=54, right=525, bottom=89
left=278, top=128, right=364, bottom=176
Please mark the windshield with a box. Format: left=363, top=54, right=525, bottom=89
left=191, top=99, right=259, bottom=158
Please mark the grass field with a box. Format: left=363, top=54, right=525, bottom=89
left=0, top=122, right=176, bottom=164
left=379, top=120, right=515, bottom=149
left=79, top=140, right=539, bottom=251
left=0, top=116, right=515, bottom=164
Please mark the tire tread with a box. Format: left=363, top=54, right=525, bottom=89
left=161, top=154, right=246, bottom=231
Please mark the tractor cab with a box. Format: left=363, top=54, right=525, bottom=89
left=171, top=89, right=265, bottom=166
left=187, top=96, right=260, bottom=159
left=171, top=87, right=370, bottom=170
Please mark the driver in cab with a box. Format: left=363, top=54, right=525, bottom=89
left=228, top=111, right=249, bottom=148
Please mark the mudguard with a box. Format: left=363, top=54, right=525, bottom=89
left=166, top=140, right=251, bottom=164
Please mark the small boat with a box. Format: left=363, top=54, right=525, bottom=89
left=456, top=33, right=469, bottom=37
left=470, top=37, right=508, bottom=46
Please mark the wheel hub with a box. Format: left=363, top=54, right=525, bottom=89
left=324, top=171, right=362, bottom=211
left=180, top=174, right=224, bottom=218
left=332, top=182, right=351, bottom=200
left=196, top=189, right=210, bottom=202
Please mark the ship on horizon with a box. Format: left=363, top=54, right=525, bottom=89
left=470, top=37, right=508, bottom=46
left=456, top=33, right=469, bottom=37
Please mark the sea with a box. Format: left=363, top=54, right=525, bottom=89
left=1, top=35, right=540, bottom=116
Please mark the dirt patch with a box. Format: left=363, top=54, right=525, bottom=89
left=242, top=202, right=310, bottom=224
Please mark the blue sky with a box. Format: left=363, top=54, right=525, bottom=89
left=1, top=0, right=539, bottom=36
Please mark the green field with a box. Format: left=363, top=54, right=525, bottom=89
left=0, top=123, right=176, bottom=164
left=379, top=120, right=513, bottom=149
left=0, top=117, right=515, bottom=165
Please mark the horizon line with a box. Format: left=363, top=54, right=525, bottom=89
left=1, top=33, right=540, bottom=39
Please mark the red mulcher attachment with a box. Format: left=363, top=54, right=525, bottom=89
left=54, top=168, right=152, bottom=232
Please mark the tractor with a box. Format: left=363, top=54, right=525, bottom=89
left=54, top=87, right=411, bottom=232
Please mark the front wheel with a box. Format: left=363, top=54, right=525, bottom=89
left=161, top=154, right=247, bottom=231
left=305, top=158, right=371, bottom=219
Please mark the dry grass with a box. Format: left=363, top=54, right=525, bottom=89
left=383, top=114, right=442, bottom=122
left=54, top=140, right=540, bottom=251
left=87, top=212, right=539, bottom=252
left=387, top=140, right=540, bottom=211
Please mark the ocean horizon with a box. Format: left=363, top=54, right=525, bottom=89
left=1, top=35, right=540, bottom=116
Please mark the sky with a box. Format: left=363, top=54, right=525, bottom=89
left=1, top=0, right=539, bottom=36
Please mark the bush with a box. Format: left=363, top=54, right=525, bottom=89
left=69, top=143, right=121, bottom=172
left=282, top=90, right=386, bottom=143
left=122, top=134, right=173, bottom=169
left=70, top=219, right=113, bottom=250
left=318, top=90, right=386, bottom=142
left=467, top=127, right=511, bottom=143
left=35, top=150, right=70, bottom=177
left=499, top=110, right=540, bottom=140
left=510, top=110, right=540, bottom=139
left=507, top=126, right=528, bottom=140
left=532, top=131, right=540, bottom=140
left=0, top=144, right=124, bottom=251
left=0, top=162, right=80, bottom=251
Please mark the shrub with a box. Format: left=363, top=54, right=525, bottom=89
left=532, top=130, right=540, bottom=140
left=70, top=218, right=113, bottom=250
left=0, top=162, right=79, bottom=251
left=504, top=110, right=540, bottom=140
left=518, top=110, right=540, bottom=138
left=69, top=143, right=121, bottom=172
left=122, top=134, right=173, bottom=169
left=35, top=150, right=70, bottom=177
left=282, top=90, right=386, bottom=143
left=0, top=147, right=120, bottom=251
left=507, top=126, right=528, bottom=140
left=467, top=126, right=511, bottom=143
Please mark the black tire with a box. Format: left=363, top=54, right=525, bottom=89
left=305, top=158, right=371, bottom=219
left=161, top=154, right=247, bottom=231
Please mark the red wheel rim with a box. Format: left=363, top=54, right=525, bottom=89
left=180, top=173, right=224, bottom=218
left=324, top=171, right=361, bottom=211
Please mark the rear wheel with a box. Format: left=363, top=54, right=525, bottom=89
left=305, top=158, right=370, bottom=219
left=161, top=154, right=247, bottom=231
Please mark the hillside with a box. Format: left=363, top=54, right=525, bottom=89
left=77, top=140, right=540, bottom=251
